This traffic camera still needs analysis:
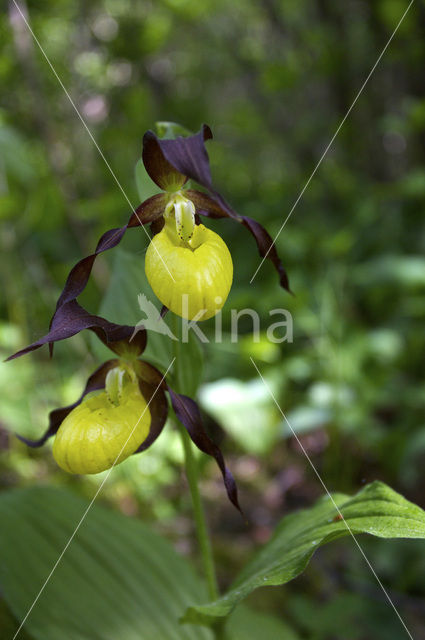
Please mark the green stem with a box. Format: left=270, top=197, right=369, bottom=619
left=178, top=422, right=219, bottom=601
left=170, top=312, right=218, bottom=602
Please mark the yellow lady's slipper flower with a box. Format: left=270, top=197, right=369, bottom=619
left=10, top=300, right=241, bottom=511
left=15, top=125, right=289, bottom=347
left=53, top=366, right=151, bottom=474
left=145, top=193, right=233, bottom=320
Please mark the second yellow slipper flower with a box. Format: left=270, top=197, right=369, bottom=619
left=53, top=366, right=151, bottom=474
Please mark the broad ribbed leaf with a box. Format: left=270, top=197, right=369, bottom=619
left=183, top=482, right=425, bottom=626
left=0, top=487, right=213, bottom=640
left=0, top=600, right=33, bottom=640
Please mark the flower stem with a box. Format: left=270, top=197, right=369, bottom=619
left=178, top=422, right=219, bottom=601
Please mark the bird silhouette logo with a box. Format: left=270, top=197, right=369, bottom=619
left=131, top=294, right=177, bottom=341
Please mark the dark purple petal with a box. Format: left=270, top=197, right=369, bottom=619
left=97, top=323, right=147, bottom=358
left=136, top=360, right=168, bottom=386
left=188, top=190, right=290, bottom=292
left=133, top=361, right=169, bottom=453
left=135, top=380, right=168, bottom=453
left=142, top=126, right=291, bottom=292
left=7, top=300, right=144, bottom=361
left=142, top=133, right=188, bottom=191
left=168, top=388, right=242, bottom=514
left=241, top=216, right=291, bottom=292
left=142, top=125, right=213, bottom=192
left=54, top=193, right=166, bottom=312
left=186, top=189, right=237, bottom=220
left=150, top=217, right=165, bottom=236
left=16, top=360, right=118, bottom=447
left=186, top=184, right=241, bottom=222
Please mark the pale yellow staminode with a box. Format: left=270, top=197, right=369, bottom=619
left=145, top=214, right=233, bottom=321
left=52, top=367, right=151, bottom=474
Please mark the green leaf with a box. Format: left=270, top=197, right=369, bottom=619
left=155, top=122, right=192, bottom=139
left=0, top=486, right=213, bottom=640
left=96, top=248, right=203, bottom=397
left=226, top=605, right=300, bottom=640
left=135, top=158, right=162, bottom=202
left=199, top=377, right=280, bottom=455
left=0, top=599, right=34, bottom=640
left=287, top=590, right=403, bottom=640
left=183, top=481, right=425, bottom=626
left=167, top=317, right=204, bottom=397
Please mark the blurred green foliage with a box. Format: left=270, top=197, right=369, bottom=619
left=1, top=0, right=425, bottom=637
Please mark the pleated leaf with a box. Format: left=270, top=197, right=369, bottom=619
left=0, top=487, right=213, bottom=640
left=183, top=481, right=425, bottom=626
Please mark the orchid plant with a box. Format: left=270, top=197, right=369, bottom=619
left=8, top=125, right=289, bottom=514
left=6, top=124, right=425, bottom=639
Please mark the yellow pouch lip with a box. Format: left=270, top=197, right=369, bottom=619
left=52, top=376, right=151, bottom=475
left=145, top=221, right=233, bottom=321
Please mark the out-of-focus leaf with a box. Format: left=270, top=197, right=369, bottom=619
left=226, top=605, right=300, bottom=640
left=356, top=256, right=425, bottom=287
left=0, top=487, right=213, bottom=640
left=198, top=377, right=279, bottom=455
left=183, top=482, right=425, bottom=626
left=0, top=124, right=36, bottom=185
left=282, top=405, right=330, bottom=436
left=135, top=158, right=162, bottom=202
left=0, top=599, right=34, bottom=640
left=155, top=122, right=193, bottom=139
left=287, top=590, right=404, bottom=640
